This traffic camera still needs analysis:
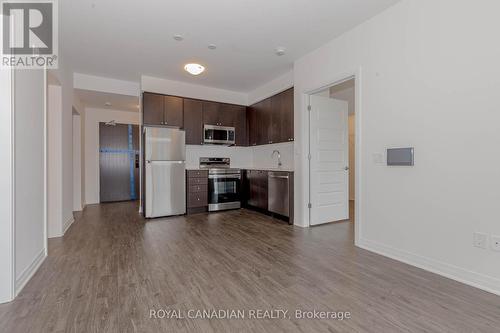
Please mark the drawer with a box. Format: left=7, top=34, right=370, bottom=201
left=187, top=177, right=208, bottom=186
left=187, top=170, right=208, bottom=178
left=189, top=184, right=207, bottom=193
left=188, top=192, right=208, bottom=208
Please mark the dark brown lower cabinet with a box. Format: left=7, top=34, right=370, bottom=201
left=186, top=170, right=208, bottom=214
left=243, top=169, right=293, bottom=224
left=245, top=170, right=268, bottom=211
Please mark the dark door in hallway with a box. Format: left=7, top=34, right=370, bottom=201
left=99, top=123, right=139, bottom=202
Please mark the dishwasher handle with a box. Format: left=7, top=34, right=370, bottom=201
left=269, top=174, right=289, bottom=179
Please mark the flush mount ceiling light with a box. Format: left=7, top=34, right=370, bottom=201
left=173, top=34, right=184, bottom=41
left=184, top=63, right=205, bottom=75
left=208, top=44, right=217, bottom=50
left=104, top=102, right=112, bottom=106
left=275, top=47, right=286, bottom=56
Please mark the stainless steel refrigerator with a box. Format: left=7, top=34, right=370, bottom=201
left=145, top=127, right=186, bottom=218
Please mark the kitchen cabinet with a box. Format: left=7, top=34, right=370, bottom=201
left=247, top=87, right=294, bottom=146
left=186, top=170, right=209, bottom=214
left=244, top=169, right=294, bottom=224
left=248, top=99, right=271, bottom=146
left=223, top=104, right=247, bottom=146
left=247, top=106, right=258, bottom=146
left=258, top=98, right=272, bottom=145
left=202, top=101, right=247, bottom=146
left=218, top=104, right=237, bottom=127
left=203, top=101, right=240, bottom=128
left=183, top=99, right=203, bottom=145
left=143, top=92, right=164, bottom=126
left=164, top=96, right=184, bottom=127
left=142, top=92, right=183, bottom=127
left=271, top=87, right=294, bottom=143
left=202, top=101, right=221, bottom=126
left=246, top=170, right=268, bottom=210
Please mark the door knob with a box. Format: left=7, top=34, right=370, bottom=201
left=344, top=166, right=349, bottom=171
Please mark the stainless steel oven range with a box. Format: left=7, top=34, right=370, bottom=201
left=200, top=157, right=241, bottom=212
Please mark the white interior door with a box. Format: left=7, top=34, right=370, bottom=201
left=309, top=95, right=349, bottom=226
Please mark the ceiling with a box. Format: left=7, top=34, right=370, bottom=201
left=76, top=89, right=140, bottom=112
left=62, top=0, right=400, bottom=92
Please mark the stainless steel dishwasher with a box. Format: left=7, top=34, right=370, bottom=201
left=268, top=171, right=290, bottom=217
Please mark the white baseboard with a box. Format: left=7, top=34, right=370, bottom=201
left=63, top=216, right=75, bottom=235
left=15, top=248, right=46, bottom=296
left=357, top=238, right=500, bottom=296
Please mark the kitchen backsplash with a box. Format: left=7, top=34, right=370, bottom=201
left=185, top=145, right=252, bottom=169
left=251, top=142, right=294, bottom=170
left=185, top=142, right=294, bottom=170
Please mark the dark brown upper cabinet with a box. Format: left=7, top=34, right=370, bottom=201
left=232, top=105, right=247, bottom=146
left=143, top=92, right=249, bottom=146
left=248, top=99, right=270, bottom=146
left=217, top=104, right=248, bottom=146
left=271, top=87, right=294, bottom=143
left=202, top=101, right=237, bottom=127
left=143, top=92, right=183, bottom=127
left=183, top=99, right=203, bottom=145
left=257, top=98, right=272, bottom=145
left=281, top=87, right=294, bottom=142
left=202, top=101, right=221, bottom=126
left=163, top=95, right=183, bottom=127
left=143, top=92, right=164, bottom=126
left=247, top=87, right=294, bottom=146
left=247, top=105, right=258, bottom=146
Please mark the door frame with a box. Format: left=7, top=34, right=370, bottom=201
left=305, top=69, right=362, bottom=246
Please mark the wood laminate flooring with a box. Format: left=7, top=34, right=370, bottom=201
left=0, top=201, right=499, bottom=332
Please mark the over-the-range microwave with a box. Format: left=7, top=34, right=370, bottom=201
left=203, top=124, right=235, bottom=145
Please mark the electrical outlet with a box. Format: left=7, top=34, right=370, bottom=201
left=490, top=235, right=500, bottom=252
left=473, top=232, right=488, bottom=249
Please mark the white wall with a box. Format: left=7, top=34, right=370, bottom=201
left=13, top=69, right=47, bottom=295
left=49, top=64, right=76, bottom=235
left=0, top=68, right=14, bottom=303
left=186, top=145, right=252, bottom=170
left=247, top=70, right=294, bottom=105
left=142, top=75, right=248, bottom=105
left=74, top=73, right=140, bottom=96
left=72, top=113, right=82, bottom=211
left=84, top=108, right=140, bottom=205
left=47, top=84, right=64, bottom=237
left=294, top=0, right=500, bottom=294
left=252, top=142, right=294, bottom=170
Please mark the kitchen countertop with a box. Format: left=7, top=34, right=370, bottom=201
left=243, top=167, right=294, bottom=172
left=186, top=167, right=294, bottom=172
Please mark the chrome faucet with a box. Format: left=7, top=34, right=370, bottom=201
left=271, top=150, right=282, bottom=168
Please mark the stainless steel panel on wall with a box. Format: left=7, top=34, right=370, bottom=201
left=145, top=127, right=185, bottom=161
left=145, top=160, right=186, bottom=217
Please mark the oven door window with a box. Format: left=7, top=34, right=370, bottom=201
left=209, top=177, right=240, bottom=204
left=205, top=129, right=228, bottom=141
